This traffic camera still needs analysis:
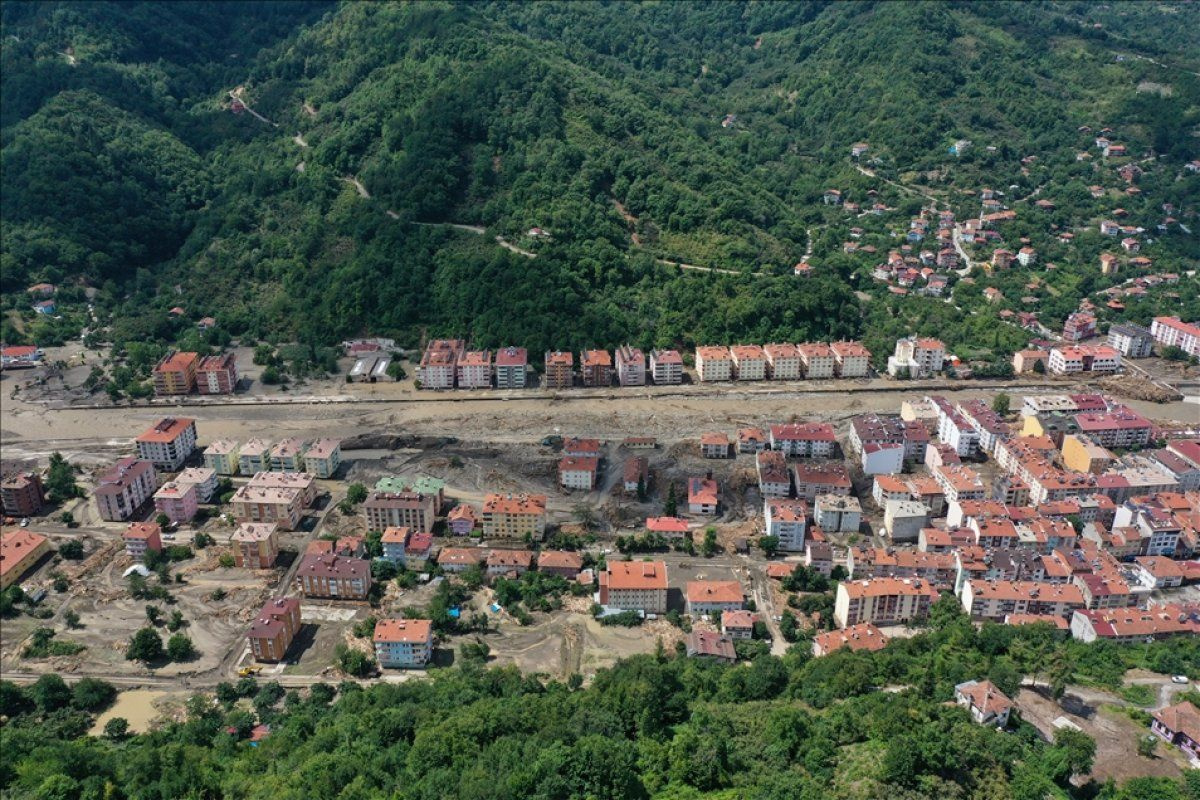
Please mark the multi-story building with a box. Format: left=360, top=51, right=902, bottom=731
left=849, top=414, right=929, bottom=465
left=456, top=350, right=493, bottom=389
left=174, top=467, right=216, bottom=503
left=152, top=351, right=199, bottom=396
left=494, top=347, right=528, bottom=388
left=135, top=417, right=197, bottom=471
left=764, top=498, right=808, bottom=551
left=1062, top=311, right=1097, bottom=342
left=616, top=345, right=646, bottom=386
left=798, top=342, right=835, bottom=379
left=248, top=598, right=301, bottom=662
left=649, top=349, right=683, bottom=384
left=695, top=346, right=733, bottom=381
left=203, top=439, right=240, bottom=476
left=791, top=462, right=852, bottom=501
left=238, top=438, right=271, bottom=474
left=486, top=548, right=535, bottom=579
left=1, top=472, right=44, bottom=517
left=756, top=450, right=791, bottom=497
left=722, top=609, right=757, bottom=640
left=884, top=499, right=929, bottom=542
left=815, top=493, right=862, bottom=533
left=303, top=438, right=342, bottom=478
left=122, top=522, right=162, bottom=561
left=231, top=485, right=304, bottom=530
left=94, top=457, right=157, bottom=521
left=729, top=345, right=767, bottom=381
left=418, top=339, right=464, bottom=389
left=544, top=351, right=574, bottom=389
left=831, top=341, right=871, bottom=377
left=834, top=578, right=939, bottom=628
left=1150, top=316, right=1200, bottom=357
left=812, top=623, right=889, bottom=657
left=558, top=456, right=599, bottom=490
left=269, top=438, right=307, bottom=472
left=960, top=580, right=1087, bottom=621
left=1107, top=323, right=1154, bottom=358
left=1074, top=407, right=1153, bottom=449
left=847, top=547, right=956, bottom=584
left=363, top=492, right=436, bottom=533
left=887, top=337, right=945, bottom=378
left=196, top=352, right=238, bottom=394
left=932, top=464, right=987, bottom=503
left=700, top=433, right=732, bottom=459
left=598, top=561, right=668, bottom=613
left=623, top=457, right=648, bottom=492
left=763, top=343, right=802, bottom=380
left=437, top=547, right=487, bottom=573
left=246, top=471, right=317, bottom=507
left=769, top=423, right=837, bottom=458
left=580, top=349, right=613, bottom=387
left=1048, top=345, right=1121, bottom=374
left=1070, top=605, right=1200, bottom=644
left=481, top=493, right=548, bottom=539
left=296, top=553, right=371, bottom=599
left=374, top=618, right=433, bottom=668
left=687, top=476, right=719, bottom=515
left=231, top=522, right=279, bottom=568
left=0, top=530, right=50, bottom=590
left=956, top=399, right=1010, bottom=454
left=538, top=550, right=584, bottom=578
left=685, top=581, right=744, bottom=615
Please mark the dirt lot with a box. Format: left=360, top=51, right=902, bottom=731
left=1017, top=688, right=1191, bottom=783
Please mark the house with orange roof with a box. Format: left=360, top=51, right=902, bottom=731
left=812, top=622, right=889, bottom=657
left=374, top=618, right=433, bottom=668
left=687, top=476, right=719, bottom=515
left=580, top=349, right=613, bottom=387
left=729, top=344, right=767, bottom=381
left=694, top=346, right=733, bottom=382
left=135, top=417, right=197, bottom=471
left=599, top=560, right=667, bottom=613
left=481, top=493, right=547, bottom=539
left=955, top=680, right=1013, bottom=727
left=763, top=343, right=802, bottom=380
left=685, top=580, right=744, bottom=615
left=700, top=433, right=732, bottom=459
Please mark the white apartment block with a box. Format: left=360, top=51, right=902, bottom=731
left=1150, top=316, right=1200, bottom=357
left=887, top=337, right=945, bottom=378
left=649, top=350, right=683, bottom=384
left=831, top=341, right=871, bottom=377
left=695, top=346, right=733, bottom=381
left=729, top=345, right=767, bottom=380
left=616, top=345, right=646, bottom=386
left=456, top=350, right=493, bottom=389
left=798, top=343, right=835, bottom=379
left=763, top=343, right=802, bottom=380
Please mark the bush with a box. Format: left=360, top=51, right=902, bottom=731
left=334, top=643, right=375, bottom=677
left=57, top=540, right=84, bottom=559
left=71, top=678, right=116, bottom=712
left=103, top=717, right=130, bottom=740
left=125, top=627, right=163, bottom=662
left=23, top=628, right=86, bottom=659
left=167, top=634, right=196, bottom=661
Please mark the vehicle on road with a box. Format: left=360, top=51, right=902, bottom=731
left=1171, top=675, right=1189, bottom=684
left=238, top=666, right=262, bottom=677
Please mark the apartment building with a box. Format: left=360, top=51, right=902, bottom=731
left=231, top=522, right=280, bottom=568
left=538, top=550, right=584, bottom=578
left=0, top=472, right=44, bottom=517
left=884, top=499, right=930, bottom=542
left=798, top=342, right=835, bottom=379
left=174, top=467, right=216, bottom=503
left=847, top=547, right=956, bottom=584
left=649, top=349, right=683, bottom=384
left=269, top=438, right=307, bottom=472
left=756, top=450, right=791, bottom=497
left=722, top=610, right=757, bottom=640
left=246, top=471, right=317, bottom=507
left=791, top=462, right=852, bottom=501
left=645, top=516, right=690, bottom=541
left=203, top=439, right=240, bottom=476
left=296, top=553, right=371, bottom=600
left=122, top=522, right=162, bottom=561
left=0, top=530, right=49, bottom=590
left=1150, top=316, right=1200, bottom=357
left=960, top=580, right=1086, bottom=621
left=887, top=337, right=945, bottom=377
left=248, top=598, right=301, bottom=662
left=196, top=352, right=238, bottom=394
left=559, top=456, right=599, bottom=490
left=616, top=345, right=646, bottom=386
left=599, top=561, right=668, bottom=613
left=1048, top=345, right=1121, bottom=375
left=739, top=427, right=769, bottom=453
left=152, top=351, right=199, bottom=395
left=494, top=346, right=528, bottom=388
left=231, top=485, right=303, bottom=530
left=481, top=493, right=548, bottom=539
left=1107, top=323, right=1154, bottom=358
left=544, top=350, right=574, bottom=389
left=418, top=339, right=464, bottom=389
left=956, top=399, right=1011, bottom=454
left=729, top=344, right=767, bottom=381
left=695, top=346, right=733, bottom=381
left=831, top=341, right=871, bottom=377
left=456, top=350, right=493, bottom=389
left=763, top=343, right=802, bottom=380
left=94, top=457, right=157, bottom=521
left=238, top=438, right=272, bottom=474
left=623, top=457, right=649, bottom=492
left=1074, top=408, right=1153, bottom=449
left=815, top=493, right=862, bottom=533
left=685, top=581, right=744, bottom=615
left=363, top=492, right=436, bottom=533
left=135, top=417, right=197, bottom=471
left=374, top=618, right=433, bottom=668
left=1070, top=605, right=1200, bottom=644
left=153, top=481, right=198, bottom=523
left=700, top=433, right=732, bottom=459
left=580, top=349, right=613, bottom=387
left=769, top=423, right=836, bottom=458
left=303, top=438, right=342, bottom=478
left=437, top=547, right=487, bottom=573
left=834, top=577, right=940, bottom=628
left=486, top=548, right=535, bottom=579
left=849, top=414, right=928, bottom=464
left=764, top=498, right=808, bottom=551
left=1062, top=311, right=1097, bottom=342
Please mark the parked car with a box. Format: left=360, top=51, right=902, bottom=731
left=1171, top=675, right=1189, bottom=684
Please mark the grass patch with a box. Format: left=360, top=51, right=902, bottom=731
left=23, top=627, right=87, bottom=658
left=1119, top=684, right=1155, bottom=706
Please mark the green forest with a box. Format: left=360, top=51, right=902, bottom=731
left=2, top=1, right=1198, bottom=370
left=2, top=598, right=1199, bottom=800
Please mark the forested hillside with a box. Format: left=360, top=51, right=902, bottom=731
left=2, top=604, right=1199, bottom=800
left=1, top=1, right=1197, bottom=364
